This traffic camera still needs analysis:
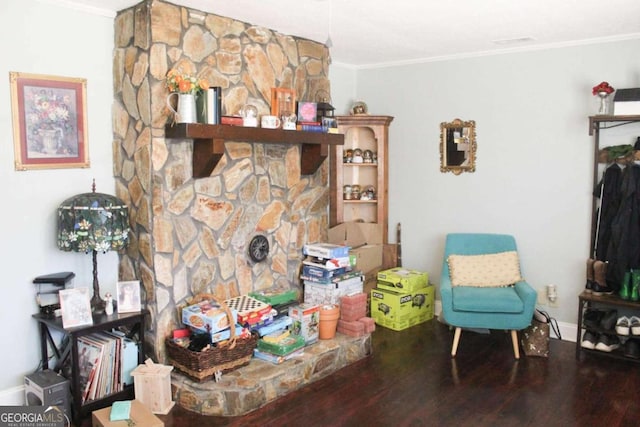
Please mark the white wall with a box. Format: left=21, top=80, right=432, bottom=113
left=347, top=40, right=640, bottom=326
left=329, top=62, right=357, bottom=115
left=0, top=0, right=119, bottom=395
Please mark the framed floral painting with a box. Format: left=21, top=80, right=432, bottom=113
left=9, top=72, right=89, bottom=170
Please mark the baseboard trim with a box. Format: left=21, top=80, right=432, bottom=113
left=0, top=385, right=25, bottom=405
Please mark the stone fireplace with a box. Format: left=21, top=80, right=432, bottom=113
left=112, top=0, right=334, bottom=361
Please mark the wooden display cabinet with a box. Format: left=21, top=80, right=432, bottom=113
left=330, top=115, right=393, bottom=243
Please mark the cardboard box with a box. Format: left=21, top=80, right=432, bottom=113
left=302, top=243, right=350, bottom=259
left=614, top=88, right=640, bottom=115
left=225, top=295, right=272, bottom=326
left=182, top=300, right=237, bottom=334
left=91, top=399, right=163, bottom=427
left=370, top=285, right=435, bottom=331
left=329, top=222, right=384, bottom=274
left=288, top=303, right=320, bottom=344
left=303, top=274, right=364, bottom=305
left=302, top=264, right=350, bottom=281
left=377, top=268, right=428, bottom=293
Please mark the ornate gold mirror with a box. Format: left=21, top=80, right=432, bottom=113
left=440, top=118, right=476, bottom=175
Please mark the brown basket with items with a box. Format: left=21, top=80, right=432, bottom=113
left=165, top=293, right=258, bottom=382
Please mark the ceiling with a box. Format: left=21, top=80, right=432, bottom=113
left=54, top=0, right=640, bottom=67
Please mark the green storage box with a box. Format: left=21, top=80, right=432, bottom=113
left=377, top=267, right=428, bottom=293
left=370, top=285, right=434, bottom=331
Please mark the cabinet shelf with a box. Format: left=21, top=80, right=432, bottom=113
left=330, top=115, right=393, bottom=239
left=588, top=115, right=640, bottom=135
left=165, top=123, right=344, bottom=178
left=344, top=199, right=378, bottom=204
left=577, top=292, right=640, bottom=363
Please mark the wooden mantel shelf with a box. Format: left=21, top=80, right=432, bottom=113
left=165, top=123, right=344, bottom=178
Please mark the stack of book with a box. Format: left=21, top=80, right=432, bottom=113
left=301, top=243, right=364, bottom=306
left=77, top=330, right=139, bottom=404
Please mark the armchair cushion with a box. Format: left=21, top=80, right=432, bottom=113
left=447, top=251, right=522, bottom=287
left=452, top=285, right=525, bottom=313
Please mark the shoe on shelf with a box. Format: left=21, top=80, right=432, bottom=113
left=600, top=310, right=618, bottom=330
left=592, top=261, right=614, bottom=296
left=585, top=258, right=596, bottom=293
left=631, top=270, right=640, bottom=302
left=583, top=309, right=605, bottom=329
left=630, top=316, right=640, bottom=336
left=616, top=316, right=630, bottom=335
left=591, top=282, right=614, bottom=296
left=620, top=271, right=632, bottom=300
left=581, top=331, right=598, bottom=349
left=595, top=334, right=621, bottom=352
left=624, top=339, right=640, bottom=359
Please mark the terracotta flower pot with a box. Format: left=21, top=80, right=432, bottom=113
left=319, top=304, right=340, bottom=340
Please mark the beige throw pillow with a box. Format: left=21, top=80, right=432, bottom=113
left=448, top=251, right=522, bottom=287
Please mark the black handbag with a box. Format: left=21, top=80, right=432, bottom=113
left=521, top=309, right=561, bottom=357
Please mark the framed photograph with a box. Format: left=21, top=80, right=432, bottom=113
left=270, top=87, right=296, bottom=118
left=9, top=72, right=90, bottom=171
left=297, top=101, right=318, bottom=123
left=59, top=288, right=93, bottom=329
left=116, top=280, right=141, bottom=313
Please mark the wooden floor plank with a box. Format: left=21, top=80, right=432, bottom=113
left=81, top=318, right=640, bottom=426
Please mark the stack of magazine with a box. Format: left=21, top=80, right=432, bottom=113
left=77, top=330, right=138, bottom=403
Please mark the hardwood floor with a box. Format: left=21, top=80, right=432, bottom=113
left=83, top=318, right=640, bottom=426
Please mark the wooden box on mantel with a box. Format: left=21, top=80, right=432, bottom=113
left=131, top=358, right=175, bottom=415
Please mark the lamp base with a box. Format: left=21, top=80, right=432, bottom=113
left=91, top=295, right=106, bottom=313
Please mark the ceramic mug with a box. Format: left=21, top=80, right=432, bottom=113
left=261, top=115, right=281, bottom=129
left=243, top=117, right=258, bottom=127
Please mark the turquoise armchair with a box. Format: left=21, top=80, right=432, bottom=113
left=440, top=233, right=537, bottom=359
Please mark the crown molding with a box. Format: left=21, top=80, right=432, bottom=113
left=37, top=0, right=117, bottom=18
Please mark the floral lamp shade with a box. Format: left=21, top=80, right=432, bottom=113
left=57, top=192, right=129, bottom=253
left=56, top=182, right=129, bottom=311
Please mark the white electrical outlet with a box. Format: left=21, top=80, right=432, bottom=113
left=547, top=284, right=558, bottom=307
left=537, top=288, right=547, bottom=305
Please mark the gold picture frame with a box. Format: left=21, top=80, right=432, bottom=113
left=9, top=72, right=90, bottom=170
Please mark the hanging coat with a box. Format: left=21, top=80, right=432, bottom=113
left=594, top=163, right=623, bottom=260
left=605, top=163, right=640, bottom=291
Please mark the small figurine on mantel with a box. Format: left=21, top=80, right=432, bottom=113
left=350, top=101, right=368, bottom=115
left=104, top=292, right=114, bottom=315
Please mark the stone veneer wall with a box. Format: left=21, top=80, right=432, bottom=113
left=112, top=0, right=332, bottom=361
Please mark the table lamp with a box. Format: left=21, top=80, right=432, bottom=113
left=56, top=180, right=129, bottom=312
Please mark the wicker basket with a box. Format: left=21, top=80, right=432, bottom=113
left=166, top=294, right=258, bottom=382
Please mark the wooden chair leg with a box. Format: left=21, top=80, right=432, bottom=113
left=510, top=330, right=520, bottom=359
left=451, top=327, right=462, bottom=357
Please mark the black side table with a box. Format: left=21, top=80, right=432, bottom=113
left=33, top=310, right=147, bottom=424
